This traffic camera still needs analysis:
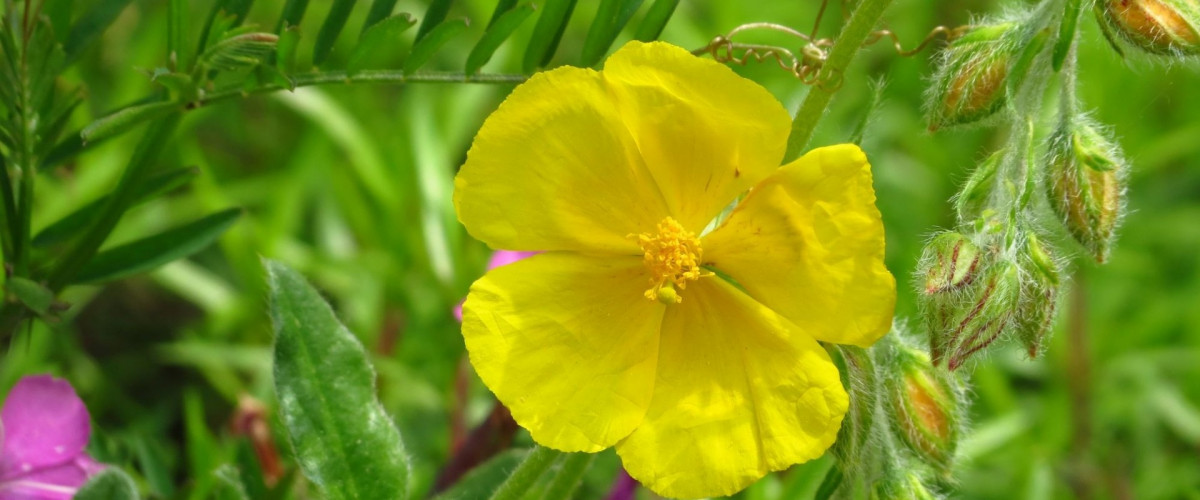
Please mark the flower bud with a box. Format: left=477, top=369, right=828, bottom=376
left=831, top=345, right=879, bottom=473
left=917, top=232, right=982, bottom=295
left=1016, top=235, right=1061, bottom=358
left=953, top=150, right=1003, bottom=222
left=928, top=23, right=1020, bottom=129
left=1097, top=0, right=1200, bottom=55
left=872, top=472, right=941, bottom=500
left=885, top=343, right=962, bottom=472
left=945, top=260, right=1021, bottom=370
left=1046, top=119, right=1127, bottom=262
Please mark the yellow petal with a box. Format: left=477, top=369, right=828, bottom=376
left=615, top=278, right=848, bottom=499
left=703, top=144, right=896, bottom=348
left=454, top=66, right=669, bottom=254
left=461, top=253, right=663, bottom=452
left=603, top=41, right=792, bottom=233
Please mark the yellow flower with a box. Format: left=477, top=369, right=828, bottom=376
left=455, top=41, right=895, bottom=499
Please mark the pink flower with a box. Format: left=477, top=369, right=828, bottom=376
left=0, top=375, right=106, bottom=500
left=455, top=251, right=538, bottom=321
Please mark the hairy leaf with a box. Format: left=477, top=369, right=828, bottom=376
left=466, top=4, right=535, bottom=75
left=432, top=449, right=527, bottom=500
left=75, top=468, right=140, bottom=500
left=266, top=259, right=411, bottom=500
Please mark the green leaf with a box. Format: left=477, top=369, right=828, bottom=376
left=1053, top=0, right=1081, bottom=72
left=276, top=26, right=302, bottom=73
left=432, top=449, right=527, bottom=500
left=168, top=0, right=189, bottom=69
left=539, top=453, right=595, bottom=500
left=361, top=0, right=399, bottom=36
left=579, top=0, right=643, bottom=67
left=415, top=0, right=454, bottom=42
left=348, top=14, right=417, bottom=75
left=266, top=259, right=411, bottom=500
left=466, top=4, right=535, bottom=75
left=5, top=277, right=55, bottom=316
left=75, top=468, right=140, bottom=500
left=313, top=0, right=359, bottom=65
left=403, top=19, right=468, bottom=75
left=213, top=465, right=252, bottom=500
left=81, top=101, right=179, bottom=146
left=632, top=0, right=678, bottom=41
left=522, top=0, right=577, bottom=73
left=73, top=208, right=242, bottom=284
left=63, top=0, right=135, bottom=64
left=274, top=0, right=311, bottom=32
left=198, top=0, right=255, bottom=55
left=199, top=32, right=279, bottom=72
left=486, top=0, right=519, bottom=29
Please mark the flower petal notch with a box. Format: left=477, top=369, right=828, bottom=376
left=455, top=40, right=896, bottom=499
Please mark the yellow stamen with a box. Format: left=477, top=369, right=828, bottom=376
left=631, top=217, right=712, bottom=304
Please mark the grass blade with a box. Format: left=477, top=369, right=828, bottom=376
left=579, top=0, right=643, bottom=67
left=313, top=0, right=358, bottom=65
left=466, top=4, right=535, bottom=75
left=521, top=0, right=577, bottom=73
left=632, top=0, right=678, bottom=41
left=266, top=259, right=412, bottom=500
left=403, top=19, right=468, bottom=75
left=73, top=208, right=242, bottom=284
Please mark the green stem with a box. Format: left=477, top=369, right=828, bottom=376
left=813, top=463, right=844, bottom=500
left=0, top=153, right=17, bottom=259
left=488, top=446, right=562, bottom=500
left=539, top=453, right=595, bottom=500
left=784, top=0, right=894, bottom=160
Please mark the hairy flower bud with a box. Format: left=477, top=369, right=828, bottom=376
left=1046, top=118, right=1128, bottom=262
left=918, top=232, right=982, bottom=295
left=928, top=23, right=1020, bottom=129
left=832, top=345, right=879, bottom=473
left=1097, top=0, right=1200, bottom=55
left=921, top=246, right=1022, bottom=369
left=953, top=150, right=1003, bottom=222
left=1016, top=235, right=1061, bottom=358
left=872, top=472, right=941, bottom=500
left=885, top=342, right=962, bottom=472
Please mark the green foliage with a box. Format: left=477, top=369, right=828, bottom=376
left=76, top=468, right=140, bottom=500
left=266, top=259, right=412, bottom=500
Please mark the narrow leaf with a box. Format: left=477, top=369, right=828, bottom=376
left=197, top=0, right=255, bottom=55
left=1053, top=0, right=1081, bottom=72
left=199, top=32, right=279, bottom=71
left=403, top=19, right=468, bottom=75
left=522, top=0, right=577, bottom=72
left=168, top=0, right=189, bottom=69
left=466, top=4, right=535, bottom=75
left=75, top=468, right=140, bottom=500
left=632, top=0, right=678, bottom=41
left=276, top=26, right=302, bottom=73
left=73, top=208, right=242, bottom=284
left=213, top=466, right=252, bottom=500
left=63, top=0, right=135, bottom=64
left=274, top=0, right=311, bottom=33
left=35, top=167, right=199, bottom=248
left=579, top=0, right=643, bottom=67
left=5, top=277, right=55, bottom=316
left=313, top=0, right=359, bottom=65
left=486, top=0, right=519, bottom=29
left=415, top=0, right=454, bottom=42
left=348, top=14, right=417, bottom=75
left=361, top=0, right=399, bottom=37
left=81, top=101, right=180, bottom=145
left=432, top=449, right=527, bottom=500
left=266, top=259, right=411, bottom=500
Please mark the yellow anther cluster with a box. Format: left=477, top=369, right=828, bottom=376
left=633, top=217, right=712, bottom=304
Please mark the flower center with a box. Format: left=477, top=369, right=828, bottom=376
left=632, top=217, right=712, bottom=304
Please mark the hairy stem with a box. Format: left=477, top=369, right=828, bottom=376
left=784, top=0, right=894, bottom=160
left=488, top=445, right=562, bottom=500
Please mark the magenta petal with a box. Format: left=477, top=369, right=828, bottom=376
left=0, top=376, right=90, bottom=474
left=0, top=459, right=96, bottom=500
left=486, top=251, right=538, bottom=269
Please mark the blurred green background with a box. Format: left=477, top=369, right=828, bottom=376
left=1, top=0, right=1198, bottom=498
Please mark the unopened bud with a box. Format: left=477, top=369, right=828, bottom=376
left=1046, top=119, right=1127, bottom=262
left=886, top=343, right=962, bottom=472
left=1097, top=0, right=1200, bottom=55
left=928, top=23, right=1021, bottom=129
left=918, top=232, right=982, bottom=295
left=946, top=260, right=1021, bottom=370
left=872, top=472, right=941, bottom=500
left=831, top=345, right=879, bottom=473
left=954, top=150, right=1003, bottom=222
left=1016, top=235, right=1061, bottom=358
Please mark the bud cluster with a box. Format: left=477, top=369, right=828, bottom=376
left=916, top=228, right=1064, bottom=369
left=1096, top=0, right=1200, bottom=56
left=1045, top=115, right=1129, bottom=263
